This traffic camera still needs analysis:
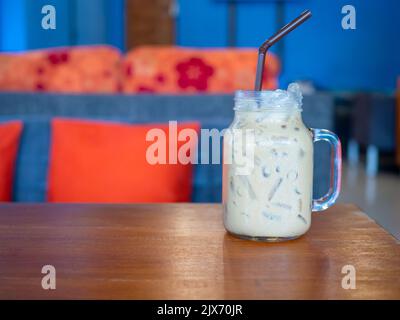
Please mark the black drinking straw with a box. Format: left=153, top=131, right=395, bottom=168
left=254, top=10, right=312, bottom=91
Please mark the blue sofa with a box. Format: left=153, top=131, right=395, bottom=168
left=0, top=92, right=335, bottom=203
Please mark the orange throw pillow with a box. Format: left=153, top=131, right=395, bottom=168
left=0, top=121, right=23, bottom=201
left=0, top=46, right=121, bottom=93
left=121, top=46, right=280, bottom=94
left=48, top=119, right=200, bottom=203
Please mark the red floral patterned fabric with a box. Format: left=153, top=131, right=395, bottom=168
left=0, top=45, right=280, bottom=94
left=121, top=46, right=279, bottom=94
left=0, top=46, right=121, bottom=93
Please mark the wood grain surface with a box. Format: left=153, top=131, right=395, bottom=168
left=0, top=203, right=399, bottom=299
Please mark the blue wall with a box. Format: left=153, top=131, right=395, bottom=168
left=177, top=0, right=400, bottom=92
left=1, top=0, right=398, bottom=91
left=0, top=0, right=27, bottom=51
left=0, top=0, right=125, bottom=52
left=177, top=0, right=228, bottom=47
left=25, top=0, right=71, bottom=49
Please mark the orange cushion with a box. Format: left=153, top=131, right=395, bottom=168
left=0, top=121, right=23, bottom=201
left=48, top=119, right=200, bottom=203
left=121, top=46, right=280, bottom=94
left=0, top=46, right=121, bottom=93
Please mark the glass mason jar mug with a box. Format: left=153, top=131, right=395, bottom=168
left=222, top=84, right=342, bottom=241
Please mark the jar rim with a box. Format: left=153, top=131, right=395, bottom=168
left=234, top=90, right=302, bottom=112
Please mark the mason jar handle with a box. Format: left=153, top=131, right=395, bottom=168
left=311, top=128, right=342, bottom=211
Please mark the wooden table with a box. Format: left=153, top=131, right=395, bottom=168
left=0, top=203, right=399, bottom=299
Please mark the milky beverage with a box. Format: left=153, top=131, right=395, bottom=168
left=223, top=83, right=313, bottom=240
